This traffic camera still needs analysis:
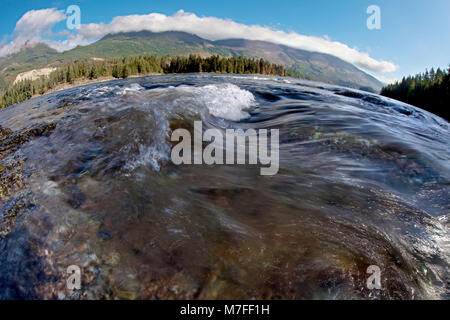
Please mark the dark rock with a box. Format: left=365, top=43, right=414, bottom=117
left=66, top=184, right=87, bottom=209
left=98, top=231, right=112, bottom=241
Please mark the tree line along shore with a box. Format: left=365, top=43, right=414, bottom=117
left=381, top=66, right=449, bottom=121
left=1, top=54, right=448, bottom=122
left=0, top=55, right=285, bottom=110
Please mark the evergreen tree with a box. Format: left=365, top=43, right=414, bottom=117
left=121, top=65, right=130, bottom=78
left=381, top=65, right=449, bottom=120
left=1, top=54, right=287, bottom=110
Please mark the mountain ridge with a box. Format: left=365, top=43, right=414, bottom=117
left=0, top=31, right=384, bottom=92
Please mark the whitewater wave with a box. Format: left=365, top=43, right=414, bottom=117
left=80, top=82, right=257, bottom=173
left=1, top=74, right=449, bottom=300
left=145, top=83, right=255, bottom=121
left=89, top=82, right=256, bottom=122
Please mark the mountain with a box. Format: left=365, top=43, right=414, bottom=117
left=0, top=43, right=59, bottom=90
left=58, top=31, right=237, bottom=60
left=0, top=31, right=384, bottom=92
left=214, top=39, right=384, bottom=92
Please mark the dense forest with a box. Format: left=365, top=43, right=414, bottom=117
left=381, top=66, right=449, bottom=121
left=0, top=55, right=285, bottom=109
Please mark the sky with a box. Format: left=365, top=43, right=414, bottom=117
left=0, top=0, right=449, bottom=83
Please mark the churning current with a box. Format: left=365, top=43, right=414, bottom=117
left=0, top=74, right=448, bottom=299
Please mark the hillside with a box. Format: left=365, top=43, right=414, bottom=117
left=215, top=39, right=383, bottom=92
left=0, top=31, right=384, bottom=93
left=60, top=31, right=231, bottom=59
left=0, top=43, right=59, bottom=90
left=0, top=55, right=285, bottom=109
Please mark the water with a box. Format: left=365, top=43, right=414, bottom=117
left=0, top=74, right=448, bottom=299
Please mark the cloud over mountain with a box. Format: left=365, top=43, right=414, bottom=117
left=0, top=8, right=67, bottom=57
left=0, top=9, right=397, bottom=73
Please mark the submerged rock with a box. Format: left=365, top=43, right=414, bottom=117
left=0, top=75, right=448, bottom=299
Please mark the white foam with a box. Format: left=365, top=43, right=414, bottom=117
left=90, top=83, right=255, bottom=121
left=148, top=83, right=256, bottom=121
left=86, top=83, right=144, bottom=98
left=195, top=83, right=255, bottom=121
left=84, top=83, right=256, bottom=173
left=116, top=83, right=145, bottom=95
left=123, top=144, right=170, bottom=173
left=41, top=181, right=61, bottom=196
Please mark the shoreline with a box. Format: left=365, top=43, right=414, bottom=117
left=5, top=72, right=290, bottom=109
left=31, top=73, right=163, bottom=98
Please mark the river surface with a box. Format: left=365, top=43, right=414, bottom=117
left=0, top=74, right=448, bottom=299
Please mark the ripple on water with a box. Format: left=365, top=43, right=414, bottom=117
left=0, top=74, right=448, bottom=299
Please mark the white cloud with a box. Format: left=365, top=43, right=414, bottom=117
left=74, top=10, right=397, bottom=73
left=0, top=8, right=66, bottom=57
left=0, top=9, right=397, bottom=73
left=371, top=73, right=400, bottom=85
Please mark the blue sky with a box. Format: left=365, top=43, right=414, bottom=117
left=0, top=0, right=449, bottom=83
